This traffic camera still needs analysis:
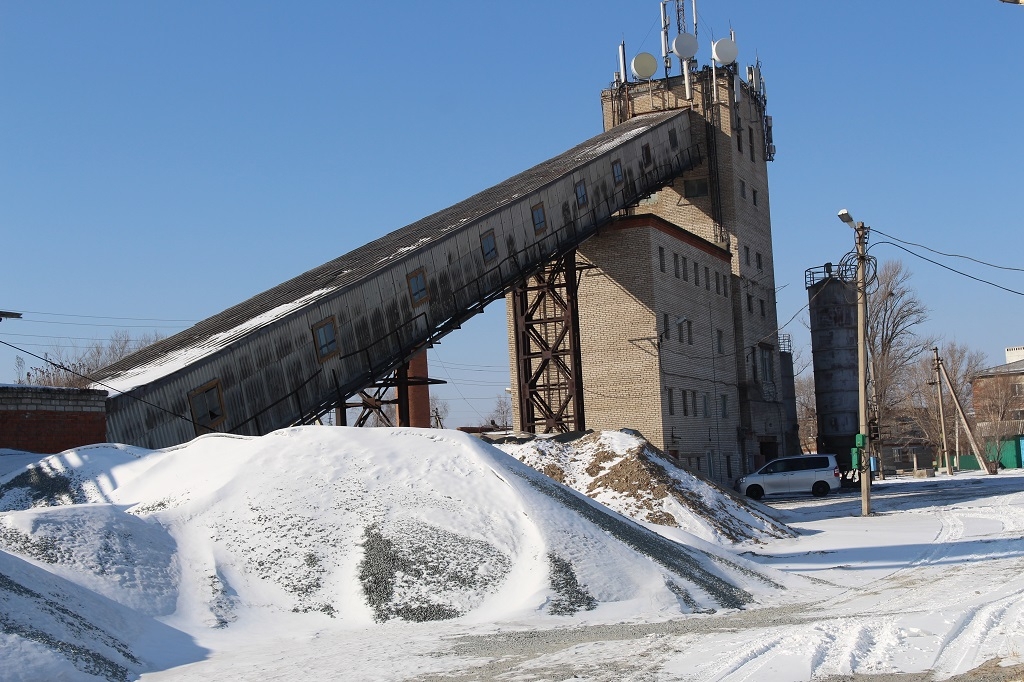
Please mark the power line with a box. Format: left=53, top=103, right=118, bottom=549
left=871, top=228, right=1024, bottom=273
left=10, top=309, right=198, bottom=322
left=870, top=241, right=1024, bottom=297
left=8, top=319, right=186, bottom=329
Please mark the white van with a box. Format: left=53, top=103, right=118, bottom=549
left=736, top=454, right=841, bottom=500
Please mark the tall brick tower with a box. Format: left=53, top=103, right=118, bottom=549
left=507, top=48, right=798, bottom=484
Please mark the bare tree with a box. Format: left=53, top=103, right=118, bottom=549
left=429, top=396, right=450, bottom=428
left=17, top=330, right=164, bottom=388
left=867, top=260, right=938, bottom=439
left=794, top=373, right=818, bottom=453
left=973, top=372, right=1023, bottom=466
left=485, top=394, right=513, bottom=430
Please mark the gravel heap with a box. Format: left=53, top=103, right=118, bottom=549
left=495, top=430, right=794, bottom=545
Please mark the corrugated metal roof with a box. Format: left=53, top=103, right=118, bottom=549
left=91, top=110, right=683, bottom=383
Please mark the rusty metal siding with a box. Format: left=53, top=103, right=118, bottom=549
left=102, top=110, right=695, bottom=448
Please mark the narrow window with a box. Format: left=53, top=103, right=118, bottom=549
left=760, top=345, right=775, bottom=381
left=408, top=268, right=429, bottom=305
left=611, top=159, right=624, bottom=185
left=721, top=394, right=729, bottom=418
left=753, top=189, right=759, bottom=206
left=480, top=230, right=498, bottom=263
left=659, top=246, right=666, bottom=273
left=749, top=126, right=755, bottom=162
left=747, top=294, right=754, bottom=313
left=642, top=143, right=652, bottom=167
left=705, top=266, right=710, bottom=290
left=715, top=271, right=721, bottom=294
left=668, top=128, right=678, bottom=149
left=726, top=455, right=733, bottom=479
left=574, top=180, right=588, bottom=208
left=693, top=262, right=699, bottom=286
left=760, top=298, right=766, bottom=317
left=531, top=203, right=547, bottom=233
left=686, top=320, right=693, bottom=345
left=663, top=312, right=671, bottom=339
left=703, top=393, right=710, bottom=418
left=667, top=388, right=675, bottom=416
left=673, top=253, right=680, bottom=278
left=188, top=379, right=226, bottom=434
left=740, top=179, right=747, bottom=199
left=683, top=178, right=709, bottom=197
left=691, top=390, right=698, bottom=415
left=744, top=245, right=751, bottom=266
left=737, top=124, right=743, bottom=152
left=756, top=252, right=763, bottom=270
left=722, top=278, right=729, bottom=297
left=717, top=329, right=724, bottom=354
left=681, top=256, right=689, bottom=281
left=311, top=317, right=339, bottom=361
left=1012, top=383, right=1024, bottom=397
left=750, top=346, right=759, bottom=380
left=682, top=389, right=689, bottom=416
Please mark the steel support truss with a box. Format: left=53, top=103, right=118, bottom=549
left=511, top=250, right=588, bottom=433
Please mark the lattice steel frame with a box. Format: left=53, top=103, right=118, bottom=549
left=511, top=251, right=587, bottom=433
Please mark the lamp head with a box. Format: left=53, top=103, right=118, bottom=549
left=837, top=209, right=855, bottom=224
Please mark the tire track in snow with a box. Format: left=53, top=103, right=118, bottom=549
left=931, top=586, right=1024, bottom=679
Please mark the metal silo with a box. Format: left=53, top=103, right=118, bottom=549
left=805, top=263, right=858, bottom=473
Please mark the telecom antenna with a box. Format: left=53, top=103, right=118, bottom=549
left=661, top=1, right=671, bottom=78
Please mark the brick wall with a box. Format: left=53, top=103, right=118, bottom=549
left=0, top=386, right=108, bottom=454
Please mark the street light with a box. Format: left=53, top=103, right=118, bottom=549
left=837, top=209, right=872, bottom=516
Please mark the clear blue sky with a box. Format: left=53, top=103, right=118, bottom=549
left=2, top=2, right=1022, bottom=428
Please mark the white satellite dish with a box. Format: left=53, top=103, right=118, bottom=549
left=712, top=38, right=738, bottom=65
left=672, top=33, right=698, bottom=60
left=631, top=52, right=658, bottom=80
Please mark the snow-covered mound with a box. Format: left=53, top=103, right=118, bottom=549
left=0, top=427, right=794, bottom=680
left=496, top=430, right=794, bottom=545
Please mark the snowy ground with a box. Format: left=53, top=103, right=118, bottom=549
left=2, top=430, right=1023, bottom=681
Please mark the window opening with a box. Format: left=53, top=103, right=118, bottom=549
left=189, top=380, right=226, bottom=434
left=659, top=246, right=666, bottom=273
left=673, top=253, right=680, bottom=278
left=683, top=178, right=709, bottom=197
left=668, top=128, right=678, bottom=149
left=642, top=143, right=652, bottom=166
left=574, top=180, right=588, bottom=208
left=480, top=230, right=498, bottom=263
left=312, top=317, right=339, bottom=361
left=408, top=268, right=429, bottom=305
left=756, top=252, right=763, bottom=270
left=531, top=203, right=547, bottom=233
left=611, top=159, right=624, bottom=185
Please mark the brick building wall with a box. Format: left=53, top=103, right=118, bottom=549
left=0, top=386, right=108, bottom=454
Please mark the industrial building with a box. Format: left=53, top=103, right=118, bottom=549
left=507, top=53, right=799, bottom=482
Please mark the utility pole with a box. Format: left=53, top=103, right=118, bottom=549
left=838, top=210, right=871, bottom=516
left=933, top=348, right=953, bottom=476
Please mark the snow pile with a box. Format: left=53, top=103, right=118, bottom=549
left=0, top=427, right=788, bottom=681
left=496, top=430, right=794, bottom=545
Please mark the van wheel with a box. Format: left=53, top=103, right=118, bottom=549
left=812, top=481, right=830, bottom=497
left=746, top=485, right=764, bottom=500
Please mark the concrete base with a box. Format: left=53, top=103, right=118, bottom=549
left=913, top=469, right=936, bottom=478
